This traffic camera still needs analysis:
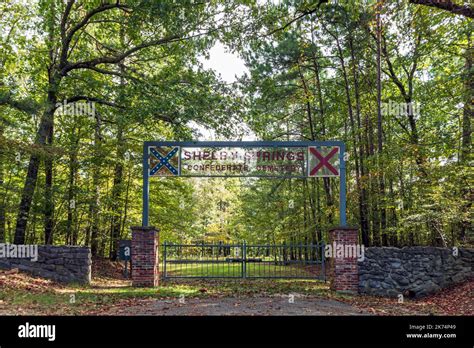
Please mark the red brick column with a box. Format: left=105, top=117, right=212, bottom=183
left=131, top=226, right=159, bottom=287
left=328, top=227, right=359, bottom=293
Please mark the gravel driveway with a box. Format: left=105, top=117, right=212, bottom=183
left=105, top=295, right=368, bottom=316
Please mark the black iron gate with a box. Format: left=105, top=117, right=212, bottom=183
left=162, top=242, right=325, bottom=280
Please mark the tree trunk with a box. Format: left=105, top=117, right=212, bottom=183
left=0, top=122, right=5, bottom=243
left=14, top=87, right=58, bottom=244
left=15, top=0, right=59, bottom=245
left=461, top=32, right=472, bottom=164
left=367, top=102, right=381, bottom=246
left=376, top=1, right=387, bottom=245
left=388, top=179, right=398, bottom=246
left=332, top=28, right=370, bottom=245
left=459, top=30, right=473, bottom=242
left=90, top=113, right=102, bottom=256
left=310, top=53, right=334, bottom=226
left=44, top=118, right=54, bottom=245
left=314, top=179, right=323, bottom=238
left=43, top=0, right=56, bottom=246
left=409, top=0, right=474, bottom=19
left=120, top=163, right=132, bottom=238
left=109, top=125, right=124, bottom=260
left=66, top=120, right=80, bottom=245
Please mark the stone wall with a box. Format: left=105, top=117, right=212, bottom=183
left=359, top=247, right=473, bottom=297
left=0, top=245, right=91, bottom=284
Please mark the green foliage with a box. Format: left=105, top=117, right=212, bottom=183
left=0, top=0, right=471, bottom=251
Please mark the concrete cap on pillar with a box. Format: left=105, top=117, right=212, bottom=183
left=329, top=226, right=359, bottom=231
left=130, top=226, right=159, bottom=231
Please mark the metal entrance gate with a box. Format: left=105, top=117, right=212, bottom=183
left=162, top=242, right=325, bottom=280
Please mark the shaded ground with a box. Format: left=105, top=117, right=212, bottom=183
left=343, top=280, right=473, bottom=316
left=102, top=295, right=366, bottom=316
left=0, top=259, right=472, bottom=316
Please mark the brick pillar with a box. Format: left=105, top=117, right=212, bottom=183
left=131, top=226, right=159, bottom=287
left=328, top=227, right=359, bottom=293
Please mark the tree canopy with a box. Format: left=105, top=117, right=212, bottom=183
left=0, top=0, right=472, bottom=258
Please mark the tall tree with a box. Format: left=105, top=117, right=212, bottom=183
left=409, top=0, right=474, bottom=18
left=375, top=0, right=387, bottom=245
left=12, top=0, right=237, bottom=244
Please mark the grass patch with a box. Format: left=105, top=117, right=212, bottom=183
left=5, top=290, right=69, bottom=306
left=164, top=262, right=322, bottom=278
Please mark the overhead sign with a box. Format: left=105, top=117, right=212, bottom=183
left=149, top=146, right=180, bottom=176
left=142, top=141, right=347, bottom=227
left=308, top=146, right=340, bottom=177
left=148, top=145, right=340, bottom=178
